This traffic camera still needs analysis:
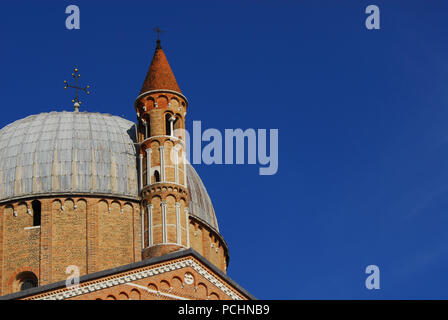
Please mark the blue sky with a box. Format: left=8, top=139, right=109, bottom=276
left=2, top=0, right=448, bottom=299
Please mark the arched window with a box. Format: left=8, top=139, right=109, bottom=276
left=139, top=120, right=144, bottom=141
left=143, top=115, right=151, bottom=140
left=145, top=119, right=150, bottom=139
left=154, top=170, right=160, bottom=183
left=165, top=113, right=172, bottom=136
left=32, top=200, right=41, bottom=226
left=14, top=271, right=38, bottom=292
left=173, top=116, right=181, bottom=137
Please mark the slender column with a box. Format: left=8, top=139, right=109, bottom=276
left=161, top=201, right=167, bottom=243
left=183, top=152, right=187, bottom=187
left=175, top=202, right=181, bottom=244
left=159, top=146, right=165, bottom=182
left=139, top=154, right=143, bottom=191
left=174, top=148, right=179, bottom=184
left=141, top=208, right=145, bottom=249
left=185, top=208, right=190, bottom=248
left=147, top=204, right=153, bottom=246
left=146, top=148, right=152, bottom=186
left=169, top=117, right=175, bottom=137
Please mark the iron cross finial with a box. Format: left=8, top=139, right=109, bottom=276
left=63, top=67, right=91, bottom=112
left=153, top=26, right=163, bottom=41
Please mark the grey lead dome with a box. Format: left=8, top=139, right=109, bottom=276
left=0, top=112, right=139, bottom=199
left=0, top=111, right=219, bottom=231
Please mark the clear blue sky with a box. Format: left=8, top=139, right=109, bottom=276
left=2, top=0, right=448, bottom=299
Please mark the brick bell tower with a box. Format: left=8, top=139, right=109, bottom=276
left=135, top=38, right=190, bottom=260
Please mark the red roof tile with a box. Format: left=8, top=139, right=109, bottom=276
left=139, top=41, right=181, bottom=94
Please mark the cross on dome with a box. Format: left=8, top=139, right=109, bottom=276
left=63, top=67, right=91, bottom=112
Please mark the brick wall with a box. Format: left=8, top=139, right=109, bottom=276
left=0, top=196, right=140, bottom=295
left=0, top=195, right=227, bottom=296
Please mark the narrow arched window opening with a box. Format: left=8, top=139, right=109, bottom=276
left=154, top=170, right=160, bottom=183
left=146, top=121, right=150, bottom=139
left=173, top=117, right=181, bottom=137
left=165, top=113, right=172, bottom=136
left=139, top=120, right=144, bottom=141
left=143, top=116, right=151, bottom=140
left=32, top=200, right=41, bottom=226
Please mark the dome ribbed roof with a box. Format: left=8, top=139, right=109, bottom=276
left=0, top=112, right=139, bottom=200
left=186, top=165, right=219, bottom=231
left=0, top=111, right=219, bottom=231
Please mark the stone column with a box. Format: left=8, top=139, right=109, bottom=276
left=175, top=202, right=181, bottom=245
left=147, top=204, right=153, bottom=246
left=185, top=208, right=190, bottom=248
left=146, top=148, right=152, bottom=186
left=139, top=154, right=143, bottom=191
left=159, top=146, right=165, bottom=182
left=161, top=201, right=167, bottom=243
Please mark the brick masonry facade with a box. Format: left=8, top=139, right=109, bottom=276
left=0, top=195, right=228, bottom=296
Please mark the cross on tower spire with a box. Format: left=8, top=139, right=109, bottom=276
left=153, top=26, right=163, bottom=48
left=63, top=67, right=91, bottom=112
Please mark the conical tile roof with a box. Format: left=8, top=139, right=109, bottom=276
left=139, top=40, right=181, bottom=94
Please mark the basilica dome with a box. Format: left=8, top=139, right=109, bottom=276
left=0, top=111, right=219, bottom=231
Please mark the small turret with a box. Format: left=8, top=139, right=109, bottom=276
left=136, top=38, right=190, bottom=260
